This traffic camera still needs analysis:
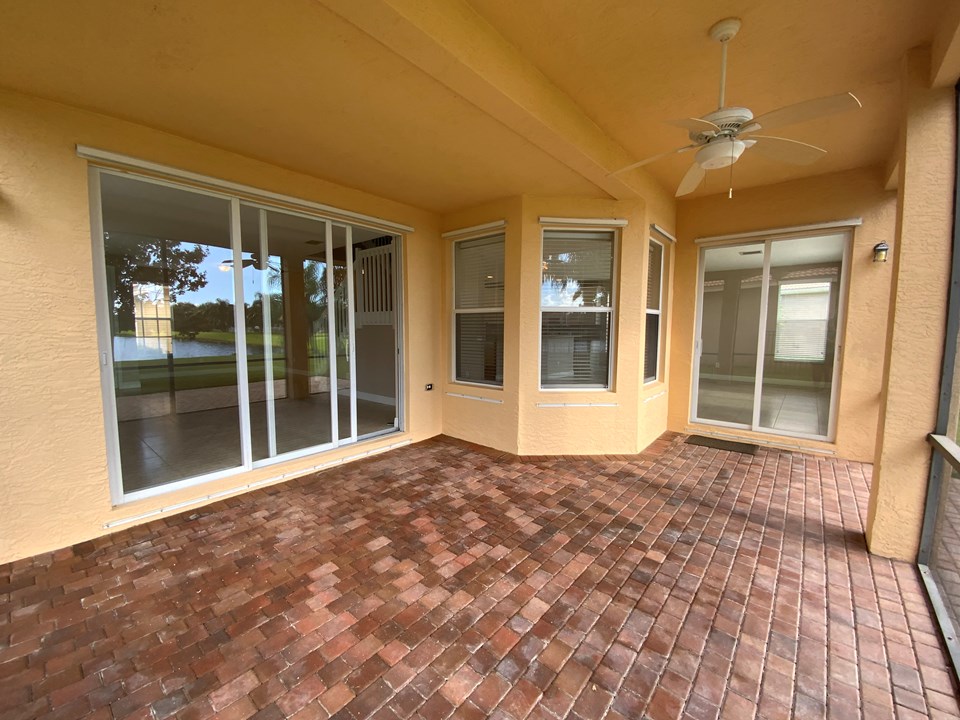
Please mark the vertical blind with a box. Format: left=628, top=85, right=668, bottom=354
left=454, top=235, right=505, bottom=385
left=541, top=229, right=615, bottom=388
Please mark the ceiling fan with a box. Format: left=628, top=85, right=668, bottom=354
left=610, top=17, right=862, bottom=197
left=218, top=253, right=279, bottom=272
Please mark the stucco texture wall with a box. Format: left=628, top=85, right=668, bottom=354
left=867, top=48, right=956, bottom=560
left=440, top=193, right=677, bottom=457
left=669, top=168, right=898, bottom=462
left=0, top=88, right=443, bottom=564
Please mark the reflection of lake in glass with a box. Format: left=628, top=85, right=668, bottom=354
left=113, top=335, right=266, bottom=361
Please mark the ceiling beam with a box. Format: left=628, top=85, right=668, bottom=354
left=931, top=2, right=960, bottom=88
left=315, top=0, right=667, bottom=203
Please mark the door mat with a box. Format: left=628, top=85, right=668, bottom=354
left=685, top=435, right=759, bottom=454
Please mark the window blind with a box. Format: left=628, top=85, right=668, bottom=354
left=644, top=239, right=664, bottom=383
left=541, top=229, right=615, bottom=388
left=454, top=234, right=504, bottom=386
left=774, top=282, right=831, bottom=362
left=455, top=236, right=504, bottom=309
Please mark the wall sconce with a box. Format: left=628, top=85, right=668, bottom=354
left=873, top=242, right=890, bottom=263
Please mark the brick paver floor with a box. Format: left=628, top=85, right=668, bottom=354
left=1, top=433, right=958, bottom=719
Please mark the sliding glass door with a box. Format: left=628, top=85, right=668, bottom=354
left=693, top=232, right=848, bottom=440
left=93, top=170, right=401, bottom=501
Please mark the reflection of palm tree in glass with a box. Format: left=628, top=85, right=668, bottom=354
left=543, top=250, right=610, bottom=306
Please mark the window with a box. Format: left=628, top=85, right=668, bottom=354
left=540, top=229, right=615, bottom=388
left=773, top=281, right=831, bottom=362
left=453, top=235, right=504, bottom=386
left=644, top=239, right=665, bottom=383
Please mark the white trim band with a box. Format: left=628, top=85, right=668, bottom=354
left=537, top=402, right=619, bottom=408
left=650, top=224, right=677, bottom=243
left=103, top=439, right=413, bottom=529
left=695, top=218, right=862, bottom=244
left=441, top=220, right=506, bottom=239
left=643, top=391, right=667, bottom=404
left=446, top=392, right=503, bottom=404
left=76, top=145, right=414, bottom=233
left=539, top=216, right=628, bottom=227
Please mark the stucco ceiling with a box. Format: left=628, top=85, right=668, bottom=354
left=0, top=0, right=950, bottom=211
left=468, top=0, right=948, bottom=197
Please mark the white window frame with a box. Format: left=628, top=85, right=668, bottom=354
left=538, top=225, right=618, bottom=391
left=644, top=237, right=666, bottom=385
left=450, top=232, right=505, bottom=388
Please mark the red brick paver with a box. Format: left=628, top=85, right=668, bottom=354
left=0, top=433, right=957, bottom=719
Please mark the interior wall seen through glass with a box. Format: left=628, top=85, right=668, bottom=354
left=696, top=242, right=763, bottom=426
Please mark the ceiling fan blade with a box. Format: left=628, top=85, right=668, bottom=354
left=668, top=117, right=722, bottom=135
left=748, top=135, right=827, bottom=165
left=751, top=92, right=861, bottom=132
left=676, top=163, right=706, bottom=197
left=608, top=145, right=698, bottom=176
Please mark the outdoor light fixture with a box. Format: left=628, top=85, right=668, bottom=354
left=873, top=242, right=890, bottom=263
left=218, top=260, right=233, bottom=272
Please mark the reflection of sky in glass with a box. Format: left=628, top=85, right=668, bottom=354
left=179, top=250, right=236, bottom=305
left=541, top=278, right=583, bottom=307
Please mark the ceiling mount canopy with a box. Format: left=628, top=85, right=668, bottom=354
left=609, top=17, right=863, bottom=198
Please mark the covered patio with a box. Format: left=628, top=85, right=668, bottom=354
left=1, top=436, right=956, bottom=719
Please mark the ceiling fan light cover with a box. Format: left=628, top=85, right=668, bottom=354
left=696, top=139, right=746, bottom=170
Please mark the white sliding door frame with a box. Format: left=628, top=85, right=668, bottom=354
left=258, top=208, right=278, bottom=459
left=690, top=230, right=852, bottom=443
left=89, top=165, right=406, bottom=505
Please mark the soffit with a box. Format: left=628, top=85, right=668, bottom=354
left=468, top=0, right=947, bottom=198
left=0, top=0, right=603, bottom=213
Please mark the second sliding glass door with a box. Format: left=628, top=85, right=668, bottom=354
left=692, top=232, right=849, bottom=441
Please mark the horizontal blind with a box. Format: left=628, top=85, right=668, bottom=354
left=644, top=314, right=659, bottom=383
left=542, top=231, right=613, bottom=308
left=541, top=312, right=611, bottom=387
left=456, top=313, right=504, bottom=385
left=454, top=234, right=504, bottom=386
left=774, top=282, right=831, bottom=362
left=455, top=235, right=504, bottom=309
left=647, top=240, right=663, bottom=311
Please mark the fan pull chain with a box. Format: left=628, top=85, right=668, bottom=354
left=728, top=141, right=735, bottom=199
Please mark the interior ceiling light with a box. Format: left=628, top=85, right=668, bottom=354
left=609, top=17, right=862, bottom=198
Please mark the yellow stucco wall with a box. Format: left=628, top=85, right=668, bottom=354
left=440, top=193, right=677, bottom=456
left=440, top=198, right=523, bottom=454
left=670, top=168, right=898, bottom=462
left=867, top=48, right=956, bottom=561
left=0, top=88, right=443, bottom=564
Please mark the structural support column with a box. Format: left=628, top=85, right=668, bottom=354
left=867, top=47, right=956, bottom=560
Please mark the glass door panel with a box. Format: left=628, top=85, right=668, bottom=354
left=100, top=173, right=241, bottom=493
left=352, top=234, right=399, bottom=438
left=757, top=235, right=845, bottom=437
left=241, top=206, right=334, bottom=459
left=695, top=243, right=764, bottom=425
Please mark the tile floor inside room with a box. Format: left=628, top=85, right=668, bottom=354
left=695, top=380, right=832, bottom=437
left=118, top=394, right=397, bottom=492
left=0, top=434, right=957, bottom=719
